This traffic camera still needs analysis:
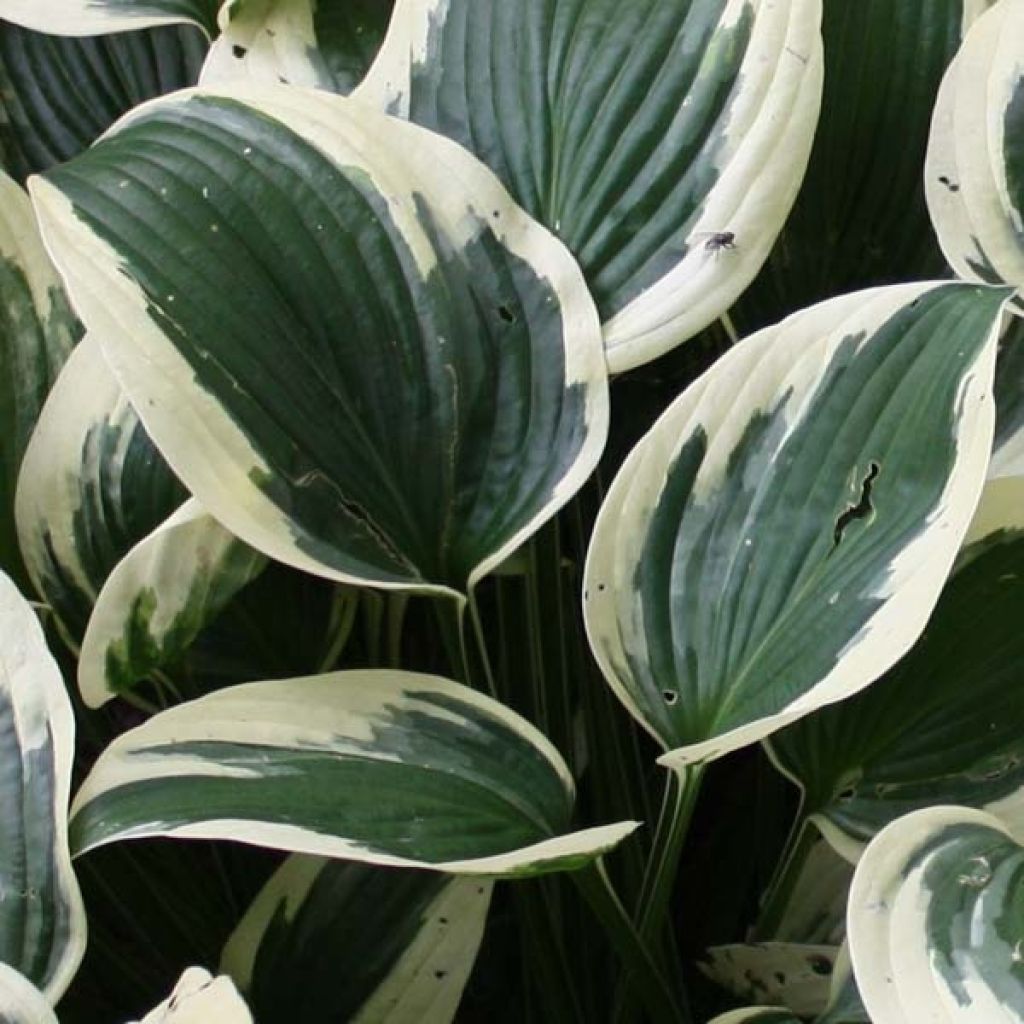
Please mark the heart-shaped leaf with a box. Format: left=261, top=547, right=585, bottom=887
left=925, top=0, right=1024, bottom=310
left=768, top=469, right=1024, bottom=862
left=30, top=83, right=607, bottom=597
left=357, top=0, right=824, bottom=371
left=15, top=334, right=186, bottom=647
left=201, top=0, right=392, bottom=93
left=221, top=855, right=490, bottom=1023
left=0, top=171, right=80, bottom=587
left=78, top=498, right=267, bottom=708
left=584, top=282, right=1007, bottom=767
left=848, top=806, right=1024, bottom=1024
left=69, top=669, right=638, bottom=876
left=0, top=571, right=85, bottom=1002
left=0, top=20, right=207, bottom=183
left=0, top=0, right=220, bottom=36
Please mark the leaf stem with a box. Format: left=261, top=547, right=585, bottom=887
left=572, top=860, right=688, bottom=1024
left=752, top=816, right=818, bottom=940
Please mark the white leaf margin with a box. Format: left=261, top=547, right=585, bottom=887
left=356, top=0, right=826, bottom=373
left=69, top=670, right=639, bottom=875
left=847, top=805, right=1021, bottom=1024
left=585, top=282, right=1003, bottom=769
left=78, top=497, right=267, bottom=708
left=925, top=0, right=1024, bottom=309
left=0, top=571, right=85, bottom=1002
left=28, top=82, right=608, bottom=601
left=132, top=967, right=253, bottom=1024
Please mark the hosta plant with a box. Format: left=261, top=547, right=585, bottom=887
left=2, top=0, right=1024, bottom=1022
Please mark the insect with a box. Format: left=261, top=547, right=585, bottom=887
left=702, top=231, right=736, bottom=253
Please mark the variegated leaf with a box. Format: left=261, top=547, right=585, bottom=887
left=357, top=0, right=824, bottom=371
left=0, top=966, right=59, bottom=1024
left=0, top=0, right=220, bottom=36
left=0, top=572, right=85, bottom=1002
left=848, top=806, right=1024, bottom=1024
left=222, top=855, right=490, bottom=1023
left=767, top=470, right=1024, bottom=863
left=15, top=334, right=186, bottom=648
left=0, top=20, right=207, bottom=183
left=132, top=967, right=253, bottom=1023
left=736, top=0, right=981, bottom=329
left=0, top=170, right=79, bottom=586
left=69, top=670, right=638, bottom=876
left=701, top=943, right=838, bottom=1017
left=925, top=0, right=1024, bottom=311
left=78, top=499, right=267, bottom=708
left=201, top=0, right=391, bottom=93
left=29, top=83, right=607, bottom=597
left=584, top=282, right=1006, bottom=768
left=771, top=835, right=852, bottom=945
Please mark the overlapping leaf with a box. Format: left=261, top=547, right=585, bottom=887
left=768, top=469, right=1024, bottom=862
left=78, top=499, right=267, bottom=708
left=925, top=0, right=1024, bottom=310
left=0, top=20, right=207, bottom=183
left=15, top=334, right=186, bottom=647
left=69, top=670, right=637, bottom=875
left=221, top=855, right=491, bottom=1023
left=848, top=806, right=1024, bottom=1023
left=0, top=0, right=220, bottom=36
left=736, top=0, right=974, bottom=330
left=358, top=0, right=824, bottom=371
left=30, top=83, right=607, bottom=597
left=201, top=0, right=392, bottom=93
left=0, top=171, right=80, bottom=587
left=0, top=572, right=85, bottom=1002
left=584, top=282, right=1006, bottom=767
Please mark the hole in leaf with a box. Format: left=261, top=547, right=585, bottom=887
left=232, top=44, right=248, bottom=58
left=831, top=462, right=880, bottom=551
left=662, top=690, right=678, bottom=705
left=434, top=970, right=448, bottom=980
left=937, top=175, right=961, bottom=193
left=837, top=786, right=856, bottom=802
left=497, top=304, right=516, bottom=324
left=808, top=956, right=833, bottom=977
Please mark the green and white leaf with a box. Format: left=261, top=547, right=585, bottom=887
left=15, top=334, right=186, bottom=647
left=584, top=282, right=1006, bottom=768
left=0, top=20, right=208, bottom=183
left=925, top=0, right=1024, bottom=310
left=767, top=469, right=1024, bottom=863
left=816, top=944, right=869, bottom=1024
left=132, top=966, right=253, bottom=1023
left=78, top=498, right=267, bottom=709
left=700, top=943, right=838, bottom=1017
left=0, top=0, right=220, bottom=36
left=0, top=170, right=79, bottom=586
left=0, top=572, right=85, bottom=1002
left=0, top=966, right=59, bottom=1024
left=201, top=0, right=391, bottom=93
left=69, top=669, right=638, bottom=875
left=735, top=0, right=974, bottom=330
left=30, top=83, right=607, bottom=597
left=771, top=835, right=853, bottom=945
left=357, top=0, right=824, bottom=372
left=848, top=806, right=1024, bottom=1024
left=222, top=855, right=491, bottom=1023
